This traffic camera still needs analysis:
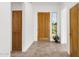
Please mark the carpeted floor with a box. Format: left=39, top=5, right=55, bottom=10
left=11, top=41, right=69, bottom=57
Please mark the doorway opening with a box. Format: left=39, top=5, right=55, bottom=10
left=11, top=2, right=23, bottom=53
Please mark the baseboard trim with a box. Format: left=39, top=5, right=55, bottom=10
left=0, top=53, right=10, bottom=57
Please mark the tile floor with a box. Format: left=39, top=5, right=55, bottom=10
left=11, top=41, right=69, bottom=57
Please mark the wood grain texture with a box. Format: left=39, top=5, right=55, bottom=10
left=70, top=4, right=78, bottom=56
left=12, top=11, right=22, bottom=51
left=38, top=12, right=50, bottom=41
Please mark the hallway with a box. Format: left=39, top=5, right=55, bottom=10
left=11, top=41, right=69, bottom=57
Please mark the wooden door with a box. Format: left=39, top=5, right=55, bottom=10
left=38, top=12, right=50, bottom=41
left=70, top=4, right=78, bottom=56
left=78, top=4, right=79, bottom=56
left=12, top=11, right=22, bottom=51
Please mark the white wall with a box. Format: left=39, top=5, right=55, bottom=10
left=11, top=2, right=23, bottom=10
left=61, top=7, right=67, bottom=44
left=32, top=2, right=61, bottom=41
left=60, top=2, right=77, bottom=55
left=0, top=3, right=11, bottom=57
left=22, top=2, right=34, bottom=52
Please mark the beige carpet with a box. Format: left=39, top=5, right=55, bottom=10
left=11, top=41, right=69, bottom=57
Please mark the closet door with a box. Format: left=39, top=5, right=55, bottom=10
left=70, top=4, right=78, bottom=56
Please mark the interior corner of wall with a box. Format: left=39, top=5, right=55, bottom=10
left=67, top=49, right=70, bottom=55
left=22, top=40, right=34, bottom=52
